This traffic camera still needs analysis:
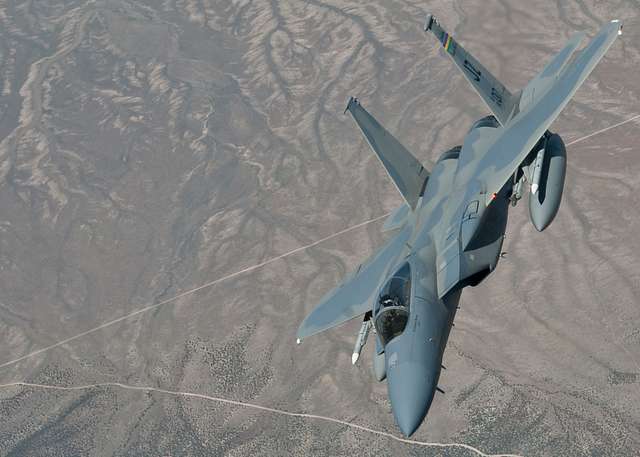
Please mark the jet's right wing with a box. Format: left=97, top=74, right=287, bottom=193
left=297, top=225, right=411, bottom=341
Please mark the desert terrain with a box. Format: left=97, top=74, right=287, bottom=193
left=0, top=0, right=639, bottom=456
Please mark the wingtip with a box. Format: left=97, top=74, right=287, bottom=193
left=424, top=14, right=435, bottom=32
left=344, top=96, right=357, bottom=114
left=609, top=19, right=623, bottom=35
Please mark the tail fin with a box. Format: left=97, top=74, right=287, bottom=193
left=425, top=14, right=516, bottom=125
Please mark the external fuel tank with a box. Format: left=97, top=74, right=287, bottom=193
left=528, top=133, right=567, bottom=231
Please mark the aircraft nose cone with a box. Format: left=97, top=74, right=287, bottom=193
left=387, top=361, right=437, bottom=437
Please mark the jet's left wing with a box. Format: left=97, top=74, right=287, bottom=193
left=297, top=225, right=411, bottom=340
left=345, top=98, right=429, bottom=210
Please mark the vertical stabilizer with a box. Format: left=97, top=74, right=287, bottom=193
left=425, top=14, right=516, bottom=125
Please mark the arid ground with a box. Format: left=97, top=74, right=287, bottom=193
left=0, top=1, right=639, bottom=456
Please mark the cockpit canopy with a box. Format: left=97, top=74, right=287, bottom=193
left=375, top=263, right=411, bottom=346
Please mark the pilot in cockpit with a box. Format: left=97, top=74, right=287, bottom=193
left=376, top=292, right=410, bottom=345
left=379, top=294, right=400, bottom=308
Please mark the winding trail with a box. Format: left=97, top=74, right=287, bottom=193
left=0, top=381, right=524, bottom=457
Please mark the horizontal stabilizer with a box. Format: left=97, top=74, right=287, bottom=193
left=297, top=225, right=411, bottom=340
left=345, top=97, right=429, bottom=209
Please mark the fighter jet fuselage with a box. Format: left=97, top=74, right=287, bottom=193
left=369, top=119, right=514, bottom=435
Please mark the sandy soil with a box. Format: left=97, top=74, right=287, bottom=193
left=0, top=1, right=639, bottom=455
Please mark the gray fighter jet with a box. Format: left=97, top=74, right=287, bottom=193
left=297, top=15, right=622, bottom=436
